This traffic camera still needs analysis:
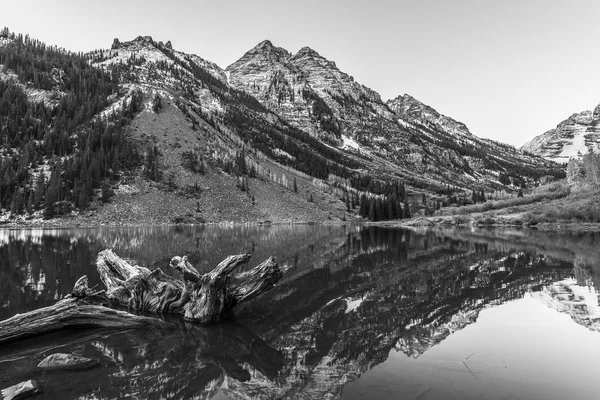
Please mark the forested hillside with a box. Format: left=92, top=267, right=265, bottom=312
left=0, top=28, right=141, bottom=218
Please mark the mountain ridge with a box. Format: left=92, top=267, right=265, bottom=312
left=0, top=29, right=565, bottom=224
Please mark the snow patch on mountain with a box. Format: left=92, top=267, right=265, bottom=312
left=341, top=135, right=360, bottom=151
left=345, top=296, right=365, bottom=313
left=521, top=107, right=600, bottom=161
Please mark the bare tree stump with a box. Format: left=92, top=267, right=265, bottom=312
left=98, top=249, right=288, bottom=322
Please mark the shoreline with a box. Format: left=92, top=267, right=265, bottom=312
left=0, top=218, right=358, bottom=229
left=370, top=218, right=600, bottom=232
left=2, top=215, right=599, bottom=232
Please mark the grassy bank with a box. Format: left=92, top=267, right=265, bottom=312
left=409, top=181, right=600, bottom=228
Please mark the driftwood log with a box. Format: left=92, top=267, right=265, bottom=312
left=0, top=250, right=288, bottom=344
left=0, top=283, right=160, bottom=345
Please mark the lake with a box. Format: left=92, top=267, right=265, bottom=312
left=1, top=225, right=600, bottom=399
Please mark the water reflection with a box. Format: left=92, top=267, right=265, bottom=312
left=1, top=226, right=600, bottom=399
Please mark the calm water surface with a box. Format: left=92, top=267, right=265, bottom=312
left=1, top=225, right=600, bottom=399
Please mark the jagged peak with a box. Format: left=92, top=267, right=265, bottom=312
left=387, top=94, right=429, bottom=111
left=291, top=46, right=338, bottom=70
left=388, top=94, right=420, bottom=104
left=246, top=39, right=289, bottom=57
left=227, top=40, right=291, bottom=71
left=111, top=35, right=158, bottom=50
left=131, top=36, right=156, bottom=47
left=295, top=46, right=321, bottom=57
left=256, top=39, right=274, bottom=49
left=157, top=40, right=173, bottom=49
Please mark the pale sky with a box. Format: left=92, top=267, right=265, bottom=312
left=4, top=0, right=600, bottom=147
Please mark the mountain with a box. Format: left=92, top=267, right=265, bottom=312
left=227, top=41, right=563, bottom=194
left=521, top=104, right=600, bottom=161
left=226, top=40, right=405, bottom=149
left=387, top=93, right=472, bottom=137
left=386, top=94, right=563, bottom=187
left=0, top=30, right=565, bottom=224
left=0, top=31, right=361, bottom=224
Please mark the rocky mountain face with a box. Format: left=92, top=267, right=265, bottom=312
left=226, top=41, right=404, bottom=148
left=227, top=40, right=563, bottom=193
left=521, top=105, right=600, bottom=161
left=387, top=94, right=472, bottom=137
left=386, top=93, right=562, bottom=187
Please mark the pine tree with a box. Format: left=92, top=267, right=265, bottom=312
left=34, top=172, right=45, bottom=209
left=293, top=178, right=298, bottom=193
left=101, top=180, right=113, bottom=203
left=10, top=188, right=23, bottom=215
left=346, top=192, right=350, bottom=212
left=404, top=200, right=411, bottom=218
left=359, top=194, right=368, bottom=217
left=369, top=198, right=376, bottom=221
left=26, top=192, right=34, bottom=214
left=44, top=168, right=62, bottom=218
left=386, top=196, right=394, bottom=220
left=376, top=198, right=385, bottom=220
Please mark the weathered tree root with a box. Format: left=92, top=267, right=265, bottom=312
left=0, top=250, right=288, bottom=344
left=98, top=249, right=289, bottom=322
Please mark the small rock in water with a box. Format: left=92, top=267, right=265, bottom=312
left=1, top=380, right=40, bottom=400
left=37, top=353, right=99, bottom=371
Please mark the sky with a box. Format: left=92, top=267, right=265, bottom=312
left=4, top=0, right=600, bottom=147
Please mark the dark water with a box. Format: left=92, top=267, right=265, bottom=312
left=1, top=225, right=600, bottom=400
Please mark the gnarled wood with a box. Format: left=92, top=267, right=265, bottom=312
left=0, top=279, right=161, bottom=345
left=98, top=249, right=288, bottom=322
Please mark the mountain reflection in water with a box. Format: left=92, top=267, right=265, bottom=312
left=1, top=225, right=600, bottom=400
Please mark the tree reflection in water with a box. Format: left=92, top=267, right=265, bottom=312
left=1, top=226, right=599, bottom=399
